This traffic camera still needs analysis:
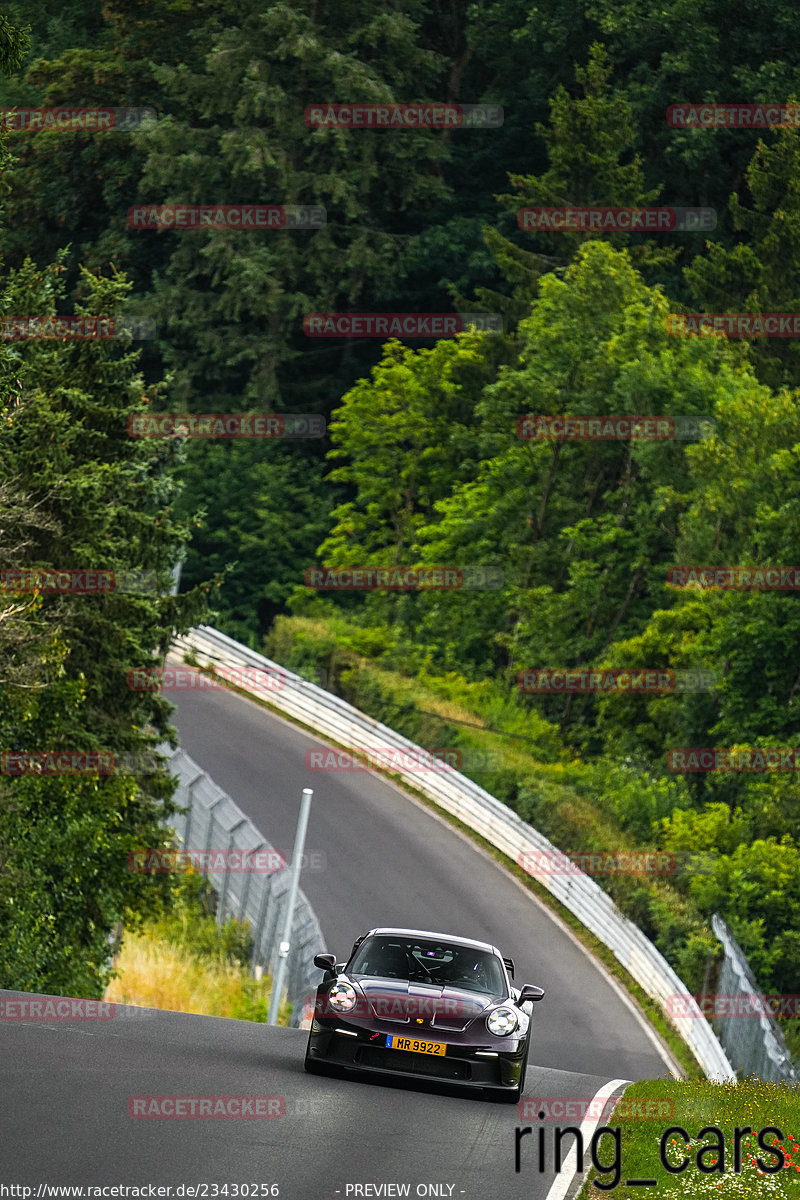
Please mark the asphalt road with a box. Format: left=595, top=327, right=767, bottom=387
left=0, top=675, right=678, bottom=1194
left=167, top=679, right=675, bottom=1083
left=0, top=994, right=632, bottom=1198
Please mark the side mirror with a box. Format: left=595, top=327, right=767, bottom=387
left=314, top=952, right=337, bottom=976
left=518, top=984, right=545, bottom=1006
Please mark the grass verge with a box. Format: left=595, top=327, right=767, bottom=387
left=573, top=1078, right=800, bottom=1197
left=105, top=871, right=292, bottom=1025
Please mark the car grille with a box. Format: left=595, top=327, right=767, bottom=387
left=356, top=1047, right=470, bottom=1080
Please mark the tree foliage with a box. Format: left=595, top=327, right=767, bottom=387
left=2, top=0, right=800, bottom=1025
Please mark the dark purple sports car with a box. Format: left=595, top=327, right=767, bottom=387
left=303, top=926, right=544, bottom=1100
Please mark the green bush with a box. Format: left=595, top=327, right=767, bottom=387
left=148, top=870, right=254, bottom=968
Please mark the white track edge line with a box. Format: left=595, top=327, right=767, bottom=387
left=543, top=1078, right=632, bottom=1200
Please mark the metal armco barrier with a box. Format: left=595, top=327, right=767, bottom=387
left=171, top=625, right=737, bottom=1080
left=159, top=743, right=324, bottom=1027
left=711, top=914, right=798, bottom=1083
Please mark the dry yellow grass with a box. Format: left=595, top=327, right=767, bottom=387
left=105, top=931, right=290, bottom=1023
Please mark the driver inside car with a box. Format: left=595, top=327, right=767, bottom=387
left=371, top=943, right=411, bottom=979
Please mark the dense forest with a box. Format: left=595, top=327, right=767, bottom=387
left=0, top=1, right=799, bottom=1063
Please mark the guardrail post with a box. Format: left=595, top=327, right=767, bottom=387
left=219, top=817, right=247, bottom=920
left=176, top=768, right=204, bottom=846
left=204, top=796, right=224, bottom=923
left=251, top=873, right=272, bottom=972
left=240, top=841, right=267, bottom=923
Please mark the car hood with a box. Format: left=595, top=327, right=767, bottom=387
left=352, top=976, right=506, bottom=1031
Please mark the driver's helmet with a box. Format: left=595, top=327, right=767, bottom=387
left=445, top=952, right=488, bottom=987
left=376, top=943, right=409, bottom=978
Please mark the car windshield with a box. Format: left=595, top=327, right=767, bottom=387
left=347, top=935, right=507, bottom=995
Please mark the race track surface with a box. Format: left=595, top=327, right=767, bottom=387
left=168, top=682, right=674, bottom=1083
left=0, top=996, right=631, bottom=1198
left=0, top=678, right=678, bottom=1195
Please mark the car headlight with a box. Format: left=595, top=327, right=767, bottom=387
left=328, top=982, right=357, bottom=1013
left=486, top=1006, right=519, bottom=1036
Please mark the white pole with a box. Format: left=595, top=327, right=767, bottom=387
left=267, top=787, right=314, bottom=1025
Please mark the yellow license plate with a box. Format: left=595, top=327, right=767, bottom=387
left=386, top=1035, right=446, bottom=1056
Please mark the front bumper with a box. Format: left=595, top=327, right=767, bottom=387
left=306, top=1018, right=527, bottom=1091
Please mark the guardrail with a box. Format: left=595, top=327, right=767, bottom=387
left=711, top=914, right=798, bottom=1083
left=171, top=625, right=737, bottom=1080
left=159, top=743, right=324, bottom=1027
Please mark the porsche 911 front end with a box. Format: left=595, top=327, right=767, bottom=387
left=303, top=928, right=544, bottom=1100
